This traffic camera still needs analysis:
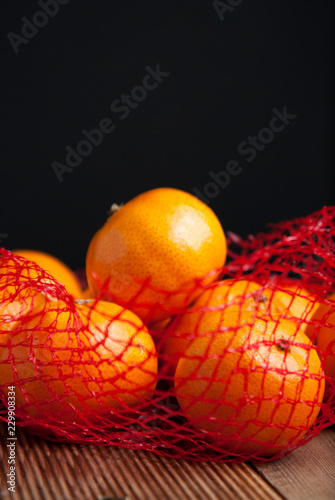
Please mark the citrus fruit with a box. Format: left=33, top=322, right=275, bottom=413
left=80, top=287, right=93, bottom=300
left=160, top=279, right=278, bottom=377
left=0, top=252, right=49, bottom=337
left=266, top=282, right=321, bottom=339
left=0, top=297, right=158, bottom=428
left=308, top=292, right=335, bottom=380
left=12, top=249, right=83, bottom=298
left=86, top=188, right=226, bottom=324
left=174, top=311, right=325, bottom=457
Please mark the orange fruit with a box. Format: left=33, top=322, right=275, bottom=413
left=0, top=298, right=158, bottom=429
left=174, top=311, right=325, bottom=458
left=160, top=279, right=279, bottom=377
left=80, top=287, right=93, bottom=300
left=265, top=282, right=321, bottom=339
left=86, top=188, right=226, bottom=324
left=308, top=292, right=335, bottom=380
left=12, top=249, right=83, bottom=298
left=0, top=253, right=49, bottom=338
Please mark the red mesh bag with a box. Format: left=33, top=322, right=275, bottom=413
left=1, top=206, right=335, bottom=463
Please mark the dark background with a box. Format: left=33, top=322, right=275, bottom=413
left=1, top=0, right=334, bottom=270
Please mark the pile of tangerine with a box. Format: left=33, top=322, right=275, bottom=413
left=0, top=188, right=334, bottom=458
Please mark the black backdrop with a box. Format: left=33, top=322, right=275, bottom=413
left=1, top=0, right=334, bottom=271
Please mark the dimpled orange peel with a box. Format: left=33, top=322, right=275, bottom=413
left=86, top=188, right=226, bottom=324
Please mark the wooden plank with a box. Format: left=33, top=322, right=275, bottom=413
left=253, top=426, right=335, bottom=500
left=3, top=422, right=335, bottom=500
left=0, top=424, right=282, bottom=500
left=7, top=424, right=335, bottom=499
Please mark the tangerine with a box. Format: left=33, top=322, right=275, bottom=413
left=265, top=281, right=321, bottom=339
left=80, top=287, right=93, bottom=300
left=86, top=188, right=226, bottom=324
left=160, top=279, right=279, bottom=377
left=0, top=252, right=50, bottom=337
left=174, top=311, right=325, bottom=457
left=12, top=249, right=83, bottom=298
left=309, top=292, right=335, bottom=380
left=0, top=297, right=158, bottom=429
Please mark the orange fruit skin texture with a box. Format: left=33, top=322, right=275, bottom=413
left=160, top=279, right=276, bottom=378
left=81, top=287, right=93, bottom=300
left=174, top=312, right=325, bottom=458
left=12, top=249, right=83, bottom=299
left=0, top=298, right=157, bottom=430
left=86, top=188, right=226, bottom=324
left=0, top=255, right=50, bottom=339
left=309, top=292, right=335, bottom=380
left=160, top=279, right=322, bottom=378
left=265, top=283, right=321, bottom=340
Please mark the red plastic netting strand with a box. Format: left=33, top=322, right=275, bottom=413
left=1, top=206, right=335, bottom=463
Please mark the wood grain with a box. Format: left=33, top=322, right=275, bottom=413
left=1, top=423, right=334, bottom=500
left=0, top=424, right=282, bottom=500
left=253, top=426, right=335, bottom=500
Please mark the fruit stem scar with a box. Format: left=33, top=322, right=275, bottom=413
left=277, top=337, right=291, bottom=352
left=253, top=293, right=268, bottom=303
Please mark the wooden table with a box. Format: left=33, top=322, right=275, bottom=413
left=1, top=423, right=334, bottom=500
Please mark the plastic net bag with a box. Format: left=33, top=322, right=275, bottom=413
left=1, top=206, right=334, bottom=463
